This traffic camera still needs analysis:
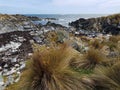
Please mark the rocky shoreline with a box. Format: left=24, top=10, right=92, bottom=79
left=27, top=16, right=57, bottom=21
left=69, top=14, right=120, bottom=35
left=0, top=13, right=120, bottom=89
left=0, top=14, right=70, bottom=89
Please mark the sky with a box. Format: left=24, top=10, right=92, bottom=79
left=0, top=0, right=120, bottom=14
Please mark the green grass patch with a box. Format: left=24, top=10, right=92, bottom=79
left=72, top=67, right=93, bottom=75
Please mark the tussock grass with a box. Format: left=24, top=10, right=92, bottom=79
left=6, top=34, right=120, bottom=90
left=106, top=35, right=120, bottom=51
left=89, top=39, right=103, bottom=49
left=71, top=48, right=106, bottom=69
left=109, top=35, right=120, bottom=43
left=88, top=61, right=120, bottom=90
left=14, top=43, right=86, bottom=90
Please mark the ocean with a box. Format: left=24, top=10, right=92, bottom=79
left=24, top=14, right=107, bottom=27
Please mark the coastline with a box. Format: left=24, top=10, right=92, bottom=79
left=0, top=13, right=120, bottom=89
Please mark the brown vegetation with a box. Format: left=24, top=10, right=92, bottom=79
left=13, top=44, right=85, bottom=90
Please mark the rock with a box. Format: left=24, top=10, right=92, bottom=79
left=19, top=63, right=26, bottom=70
left=0, top=41, right=21, bottom=52
left=27, top=16, right=41, bottom=21
left=5, top=75, right=14, bottom=85
left=4, top=64, right=8, bottom=68
left=27, top=16, right=57, bottom=21
left=0, top=14, right=39, bottom=34
left=46, top=21, right=66, bottom=28
left=71, top=42, right=81, bottom=52
left=0, top=31, right=33, bottom=62
left=56, top=30, right=69, bottom=43
left=33, top=36, right=42, bottom=44
left=15, top=64, right=19, bottom=67
left=28, top=53, right=33, bottom=56
left=69, top=14, right=120, bottom=35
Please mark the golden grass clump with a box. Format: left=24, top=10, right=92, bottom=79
left=85, top=48, right=104, bottom=64
left=89, top=39, right=103, bottom=49
left=15, top=43, right=86, bottom=90
left=106, top=35, right=120, bottom=51
left=88, top=61, right=120, bottom=90
left=71, top=48, right=106, bottom=69
left=109, top=35, right=120, bottom=43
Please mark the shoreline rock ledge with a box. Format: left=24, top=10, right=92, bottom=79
left=0, top=14, right=39, bottom=34
left=69, top=14, right=120, bottom=35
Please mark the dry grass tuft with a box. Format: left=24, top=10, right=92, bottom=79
left=88, top=61, right=120, bottom=90
left=71, top=48, right=106, bottom=69
left=89, top=39, right=103, bottom=49
left=15, top=43, right=86, bottom=90
left=109, top=35, right=120, bottom=43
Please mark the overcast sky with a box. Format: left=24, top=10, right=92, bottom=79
left=0, top=0, right=120, bottom=14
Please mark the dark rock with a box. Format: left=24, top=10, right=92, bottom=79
left=69, top=14, right=120, bottom=35
left=27, top=16, right=41, bottom=21
left=46, top=21, right=66, bottom=28
left=0, top=31, right=33, bottom=67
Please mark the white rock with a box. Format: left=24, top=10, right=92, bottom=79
left=75, top=32, right=79, bottom=35
left=0, top=41, right=21, bottom=52
left=15, top=64, right=19, bottom=67
left=3, top=69, right=8, bottom=73
left=20, top=63, right=26, bottom=70
left=6, top=75, right=14, bottom=85
left=0, top=67, right=2, bottom=70
left=28, top=53, right=33, bottom=56
left=4, top=64, right=8, bottom=68
left=18, top=37, right=26, bottom=42
left=11, top=57, right=17, bottom=63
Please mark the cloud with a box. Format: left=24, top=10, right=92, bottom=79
left=0, top=0, right=120, bottom=14
left=51, top=0, right=120, bottom=13
left=52, top=0, right=120, bottom=10
left=52, top=0, right=101, bottom=6
left=99, top=0, right=120, bottom=8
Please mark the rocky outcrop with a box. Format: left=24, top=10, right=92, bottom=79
left=0, top=14, right=39, bottom=34
left=0, top=15, right=68, bottom=67
left=0, top=31, right=33, bottom=62
left=27, top=16, right=42, bottom=21
left=45, top=21, right=66, bottom=29
left=0, top=14, right=70, bottom=88
left=27, top=16, right=57, bottom=21
left=69, top=14, right=120, bottom=35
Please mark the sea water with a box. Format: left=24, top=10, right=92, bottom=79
left=24, top=14, right=107, bottom=27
